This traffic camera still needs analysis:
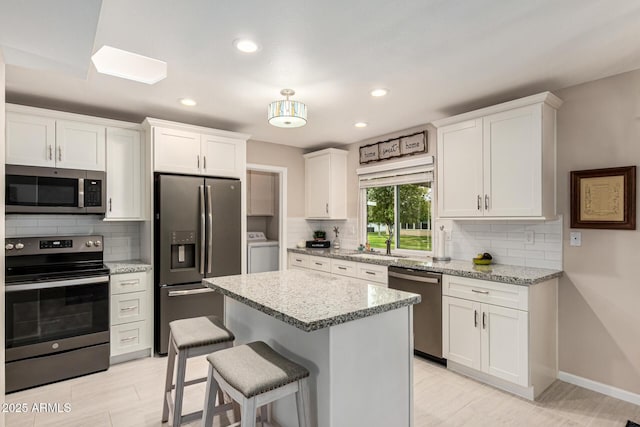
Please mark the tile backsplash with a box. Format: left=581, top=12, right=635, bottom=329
left=287, top=217, right=358, bottom=250
left=5, top=215, right=142, bottom=262
left=445, top=216, right=563, bottom=270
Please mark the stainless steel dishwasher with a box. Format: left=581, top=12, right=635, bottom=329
left=388, top=266, right=446, bottom=364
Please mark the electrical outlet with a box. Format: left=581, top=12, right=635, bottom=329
left=445, top=230, right=452, bottom=241
left=524, top=230, right=535, bottom=244
left=570, top=231, right=582, bottom=247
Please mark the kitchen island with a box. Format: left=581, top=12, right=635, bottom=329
left=203, top=269, right=421, bottom=427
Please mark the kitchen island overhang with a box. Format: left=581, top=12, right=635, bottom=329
left=203, top=270, right=420, bottom=427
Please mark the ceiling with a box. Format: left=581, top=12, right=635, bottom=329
left=2, top=0, right=640, bottom=148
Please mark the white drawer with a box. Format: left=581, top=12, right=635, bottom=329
left=111, top=320, right=149, bottom=356
left=111, top=272, right=147, bottom=295
left=288, top=253, right=309, bottom=269
left=111, top=291, right=147, bottom=325
left=442, top=275, right=528, bottom=311
left=308, top=255, right=331, bottom=273
left=331, top=259, right=358, bottom=278
left=356, top=263, right=388, bottom=285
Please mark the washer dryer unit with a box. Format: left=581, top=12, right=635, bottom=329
left=247, top=232, right=279, bottom=273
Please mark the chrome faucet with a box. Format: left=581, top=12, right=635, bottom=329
left=385, top=229, right=393, bottom=255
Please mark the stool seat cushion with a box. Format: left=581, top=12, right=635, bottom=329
left=169, top=316, right=234, bottom=350
left=207, top=341, right=310, bottom=398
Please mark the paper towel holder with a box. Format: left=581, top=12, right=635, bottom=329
left=433, top=225, right=451, bottom=261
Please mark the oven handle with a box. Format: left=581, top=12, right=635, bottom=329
left=5, top=276, right=109, bottom=292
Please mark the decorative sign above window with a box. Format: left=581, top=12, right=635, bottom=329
left=359, top=131, right=427, bottom=164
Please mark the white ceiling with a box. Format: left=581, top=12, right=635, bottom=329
left=3, top=0, right=640, bottom=148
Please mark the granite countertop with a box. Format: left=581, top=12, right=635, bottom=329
left=287, top=248, right=562, bottom=286
left=106, top=260, right=152, bottom=274
left=203, top=270, right=421, bottom=332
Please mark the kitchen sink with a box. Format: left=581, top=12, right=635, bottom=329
left=351, top=253, right=406, bottom=261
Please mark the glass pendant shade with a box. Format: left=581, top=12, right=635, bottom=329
left=268, top=89, right=307, bottom=128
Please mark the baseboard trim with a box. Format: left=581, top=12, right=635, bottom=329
left=557, top=371, right=640, bottom=406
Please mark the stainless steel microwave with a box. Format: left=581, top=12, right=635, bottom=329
left=6, top=165, right=106, bottom=214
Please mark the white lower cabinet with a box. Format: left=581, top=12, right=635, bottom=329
left=110, top=271, right=152, bottom=363
left=287, top=252, right=388, bottom=286
left=442, top=274, right=557, bottom=400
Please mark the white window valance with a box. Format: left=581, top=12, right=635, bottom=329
left=357, top=156, right=434, bottom=188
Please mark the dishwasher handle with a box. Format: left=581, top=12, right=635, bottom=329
left=388, top=271, right=441, bottom=284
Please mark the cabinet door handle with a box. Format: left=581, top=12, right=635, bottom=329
left=197, top=155, right=200, bottom=169
left=474, top=309, right=478, bottom=328
left=58, top=146, right=62, bottom=161
left=119, top=280, right=139, bottom=286
left=482, top=312, right=487, bottom=329
left=48, top=145, right=53, bottom=160
left=477, top=195, right=481, bottom=210
left=484, top=194, right=489, bottom=210
left=203, top=156, right=207, bottom=170
left=326, top=203, right=329, bottom=214
left=109, top=197, right=112, bottom=212
left=472, top=289, right=489, bottom=294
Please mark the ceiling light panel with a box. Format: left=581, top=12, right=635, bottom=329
left=355, top=122, right=368, bottom=128
left=91, top=46, right=167, bottom=84
left=180, top=98, right=197, bottom=106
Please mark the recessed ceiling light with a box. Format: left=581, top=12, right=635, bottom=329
left=180, top=98, right=197, bottom=107
left=91, top=45, right=167, bottom=84
left=355, top=122, right=368, bottom=128
left=234, top=39, right=259, bottom=53
left=370, top=88, right=389, bottom=97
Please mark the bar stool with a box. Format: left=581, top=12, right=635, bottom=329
left=202, top=341, right=311, bottom=427
left=162, top=315, right=235, bottom=427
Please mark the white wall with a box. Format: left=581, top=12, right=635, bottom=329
left=5, top=215, right=142, bottom=261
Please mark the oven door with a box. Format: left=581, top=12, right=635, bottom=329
left=5, top=276, right=110, bottom=362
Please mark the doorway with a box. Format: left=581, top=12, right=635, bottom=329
left=246, top=164, right=287, bottom=271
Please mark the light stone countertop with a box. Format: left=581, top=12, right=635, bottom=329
left=288, top=248, right=562, bottom=286
left=203, top=269, right=421, bottom=332
left=106, top=260, right=152, bottom=274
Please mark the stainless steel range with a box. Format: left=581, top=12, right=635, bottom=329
left=4, top=235, right=110, bottom=393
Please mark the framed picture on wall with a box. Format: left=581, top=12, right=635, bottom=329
left=570, top=166, right=636, bottom=229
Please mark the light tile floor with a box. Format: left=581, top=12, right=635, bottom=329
left=4, top=355, right=640, bottom=426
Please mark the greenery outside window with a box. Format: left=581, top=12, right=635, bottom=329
left=365, top=182, right=433, bottom=253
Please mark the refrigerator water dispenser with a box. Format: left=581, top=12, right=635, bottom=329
left=171, top=231, right=196, bottom=269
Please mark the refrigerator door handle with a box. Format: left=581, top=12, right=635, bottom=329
left=206, top=185, right=213, bottom=274
left=199, top=185, right=205, bottom=275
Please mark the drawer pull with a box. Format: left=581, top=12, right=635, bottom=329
left=472, top=289, right=489, bottom=294
left=315, top=262, right=323, bottom=266
left=119, top=280, right=139, bottom=286
left=120, top=336, right=137, bottom=343
left=365, top=271, right=376, bottom=275
left=120, top=306, right=138, bottom=312
left=295, top=258, right=303, bottom=262
left=337, top=266, right=347, bottom=270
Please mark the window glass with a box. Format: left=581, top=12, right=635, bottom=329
left=365, top=182, right=433, bottom=252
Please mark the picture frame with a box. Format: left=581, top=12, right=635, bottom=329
left=570, top=166, right=636, bottom=230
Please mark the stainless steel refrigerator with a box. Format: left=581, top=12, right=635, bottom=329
left=154, top=174, right=241, bottom=354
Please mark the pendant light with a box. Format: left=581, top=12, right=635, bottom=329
left=267, top=89, right=307, bottom=128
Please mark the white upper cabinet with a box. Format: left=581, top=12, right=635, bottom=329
left=7, top=113, right=106, bottom=171
left=106, top=127, right=144, bottom=220
left=153, top=127, right=201, bottom=175
left=149, top=120, right=248, bottom=179
left=304, top=148, right=348, bottom=219
left=6, top=113, right=56, bottom=167
left=434, top=92, right=562, bottom=219
left=201, top=134, right=245, bottom=178
left=56, top=120, right=106, bottom=171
